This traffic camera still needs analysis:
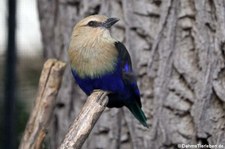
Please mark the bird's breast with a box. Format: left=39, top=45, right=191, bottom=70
left=68, top=41, right=119, bottom=78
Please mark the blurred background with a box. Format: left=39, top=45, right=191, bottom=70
left=1, top=0, right=225, bottom=149
left=0, top=0, right=43, bottom=148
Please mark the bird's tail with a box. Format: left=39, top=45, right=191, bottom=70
left=126, top=102, right=148, bottom=128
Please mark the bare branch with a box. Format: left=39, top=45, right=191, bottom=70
left=58, top=90, right=109, bottom=149
left=19, top=59, right=66, bottom=149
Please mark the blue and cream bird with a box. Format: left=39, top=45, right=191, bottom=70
left=68, top=15, right=148, bottom=127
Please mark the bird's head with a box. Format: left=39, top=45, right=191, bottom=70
left=75, top=15, right=119, bottom=29
left=71, top=15, right=119, bottom=43
left=68, top=15, right=119, bottom=78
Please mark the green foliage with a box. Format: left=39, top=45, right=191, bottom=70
left=15, top=100, right=29, bottom=147
left=0, top=55, right=43, bottom=148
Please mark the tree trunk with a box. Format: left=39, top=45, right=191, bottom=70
left=38, top=0, right=225, bottom=148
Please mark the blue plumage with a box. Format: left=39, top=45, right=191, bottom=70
left=71, top=42, right=148, bottom=127
left=71, top=62, right=125, bottom=97
left=71, top=45, right=133, bottom=107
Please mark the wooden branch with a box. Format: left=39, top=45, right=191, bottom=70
left=19, top=59, right=66, bottom=149
left=58, top=90, right=109, bottom=149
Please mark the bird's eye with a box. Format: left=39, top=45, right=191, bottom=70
left=87, top=21, right=99, bottom=27
left=88, top=21, right=95, bottom=26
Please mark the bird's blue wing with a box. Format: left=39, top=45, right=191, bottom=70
left=115, top=41, right=132, bottom=73
left=114, top=42, right=141, bottom=107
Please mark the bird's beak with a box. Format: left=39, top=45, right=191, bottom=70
left=102, top=18, right=119, bottom=28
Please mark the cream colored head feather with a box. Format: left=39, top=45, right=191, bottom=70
left=68, top=15, right=119, bottom=78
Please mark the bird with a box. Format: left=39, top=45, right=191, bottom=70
left=68, top=15, right=148, bottom=127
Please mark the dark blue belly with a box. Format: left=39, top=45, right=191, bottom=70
left=72, top=69, right=123, bottom=93
left=71, top=69, right=133, bottom=107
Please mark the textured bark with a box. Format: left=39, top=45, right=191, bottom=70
left=19, top=59, right=66, bottom=149
left=59, top=90, right=108, bottom=149
left=38, top=0, right=225, bottom=148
